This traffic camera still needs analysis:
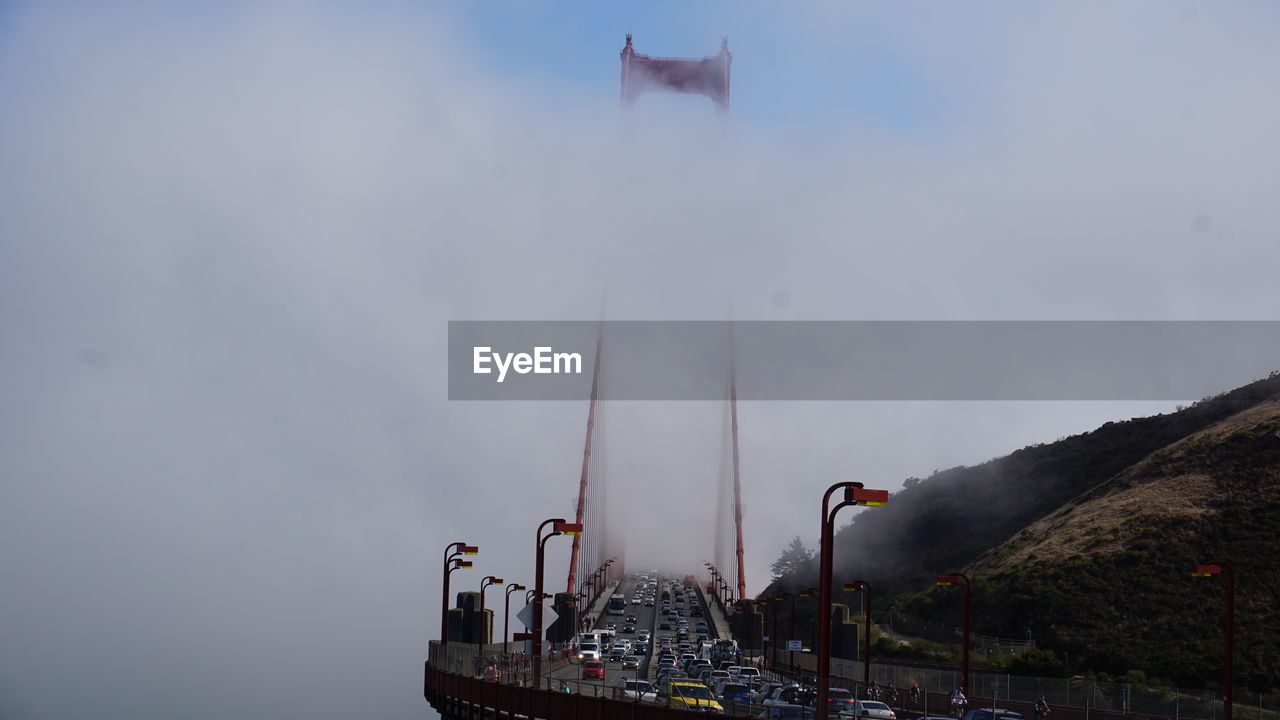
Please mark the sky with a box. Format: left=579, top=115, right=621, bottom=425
left=2, top=1, right=1280, bottom=718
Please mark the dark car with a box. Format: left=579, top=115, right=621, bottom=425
left=660, top=621, right=671, bottom=630
left=964, top=710, right=1025, bottom=720
left=719, top=682, right=754, bottom=705
left=827, top=687, right=856, bottom=711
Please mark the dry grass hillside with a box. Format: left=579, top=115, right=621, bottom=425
left=975, top=394, right=1280, bottom=570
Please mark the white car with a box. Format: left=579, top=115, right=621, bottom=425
left=615, top=678, right=658, bottom=701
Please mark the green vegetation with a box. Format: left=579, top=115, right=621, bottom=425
left=763, top=373, right=1280, bottom=692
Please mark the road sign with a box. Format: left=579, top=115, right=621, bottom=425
left=787, top=640, right=803, bottom=651
left=516, top=601, right=559, bottom=630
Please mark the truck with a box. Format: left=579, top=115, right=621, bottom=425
left=710, top=638, right=739, bottom=666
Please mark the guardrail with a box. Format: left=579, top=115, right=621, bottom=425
left=426, top=662, right=761, bottom=719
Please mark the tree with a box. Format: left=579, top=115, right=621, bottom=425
left=771, top=536, right=813, bottom=583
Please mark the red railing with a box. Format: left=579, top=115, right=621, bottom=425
left=426, top=663, right=752, bottom=719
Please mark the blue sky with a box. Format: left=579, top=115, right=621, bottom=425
left=441, top=0, right=971, bottom=137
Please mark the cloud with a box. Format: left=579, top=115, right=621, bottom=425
left=1, top=1, right=1278, bottom=717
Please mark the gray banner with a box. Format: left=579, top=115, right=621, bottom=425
left=448, top=321, right=1280, bottom=401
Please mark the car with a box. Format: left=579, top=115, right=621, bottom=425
left=621, top=655, right=641, bottom=670
left=581, top=660, right=605, bottom=680
left=625, top=614, right=638, bottom=623
left=706, top=669, right=731, bottom=687
left=763, top=705, right=816, bottom=720
left=964, top=710, right=1025, bottom=720
left=604, top=622, right=617, bottom=632
left=637, top=630, right=651, bottom=641
left=826, top=687, right=856, bottom=713
left=696, top=621, right=709, bottom=632
left=753, top=681, right=788, bottom=703
left=690, top=606, right=704, bottom=617
left=609, top=648, right=627, bottom=662
left=615, top=678, right=657, bottom=701
left=622, top=623, right=637, bottom=633
left=764, top=684, right=817, bottom=709
left=660, top=680, right=724, bottom=712
left=718, top=681, right=754, bottom=705
left=736, top=667, right=761, bottom=680
left=643, top=598, right=655, bottom=607
left=852, top=700, right=896, bottom=720
left=659, top=621, right=671, bottom=630
left=631, top=597, right=643, bottom=605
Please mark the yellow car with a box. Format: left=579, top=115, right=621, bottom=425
left=660, top=680, right=724, bottom=713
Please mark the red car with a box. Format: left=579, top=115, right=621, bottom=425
left=581, top=661, right=605, bottom=680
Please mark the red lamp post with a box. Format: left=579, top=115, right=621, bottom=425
left=504, top=582, right=526, bottom=656
left=817, top=482, right=889, bottom=720
left=1192, top=561, right=1236, bottom=720
left=798, top=589, right=819, bottom=650
left=532, top=518, right=582, bottom=689
left=937, top=573, right=971, bottom=694
left=843, top=581, right=871, bottom=691
left=440, top=542, right=477, bottom=645
left=776, top=592, right=796, bottom=668
left=756, top=599, right=772, bottom=662
left=479, top=575, right=503, bottom=646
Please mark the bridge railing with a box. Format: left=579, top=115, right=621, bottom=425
left=760, top=649, right=1261, bottom=720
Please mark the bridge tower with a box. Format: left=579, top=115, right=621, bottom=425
left=620, top=34, right=732, bottom=112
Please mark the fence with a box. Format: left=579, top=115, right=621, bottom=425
left=765, top=648, right=1280, bottom=720
left=884, top=608, right=1036, bottom=657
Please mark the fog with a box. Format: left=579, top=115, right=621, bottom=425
left=2, top=2, right=1278, bottom=718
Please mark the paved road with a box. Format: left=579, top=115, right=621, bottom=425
left=543, top=574, right=725, bottom=696
left=544, top=576, right=658, bottom=695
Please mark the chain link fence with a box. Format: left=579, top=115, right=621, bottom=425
left=766, top=648, right=1279, bottom=720
left=884, top=608, right=1037, bottom=657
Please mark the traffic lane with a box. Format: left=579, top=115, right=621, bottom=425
left=646, top=583, right=720, bottom=683
left=544, top=578, right=655, bottom=692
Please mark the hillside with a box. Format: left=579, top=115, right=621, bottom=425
left=764, top=372, right=1280, bottom=690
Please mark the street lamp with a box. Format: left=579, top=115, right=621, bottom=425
left=479, top=576, right=504, bottom=646
left=504, top=582, right=526, bottom=656
left=937, top=573, right=971, bottom=694
left=533, top=518, right=582, bottom=688
left=817, top=482, right=889, bottom=720
left=1192, top=561, right=1236, bottom=720
left=440, top=542, right=478, bottom=645
left=755, top=599, right=772, bottom=662
left=843, top=581, right=871, bottom=690
left=777, top=593, right=796, bottom=668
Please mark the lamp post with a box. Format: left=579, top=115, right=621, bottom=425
left=755, top=599, right=772, bottom=663
left=504, top=582, right=526, bottom=656
left=1192, top=561, right=1236, bottom=720
left=533, top=518, right=582, bottom=689
left=479, top=575, right=503, bottom=646
left=441, top=541, right=478, bottom=645
left=937, top=573, right=971, bottom=694
left=817, top=482, right=889, bottom=720
left=800, top=588, right=817, bottom=652
left=777, top=593, right=796, bottom=668
left=843, top=581, right=871, bottom=691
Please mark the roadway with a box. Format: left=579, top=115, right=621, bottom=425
left=543, top=573, right=724, bottom=696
